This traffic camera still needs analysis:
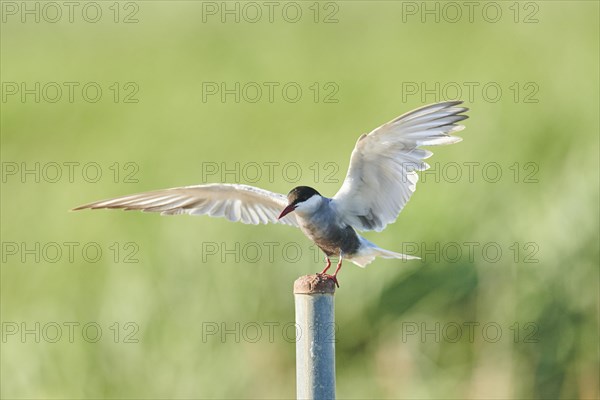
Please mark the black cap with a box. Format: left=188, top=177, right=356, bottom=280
left=287, top=186, right=320, bottom=205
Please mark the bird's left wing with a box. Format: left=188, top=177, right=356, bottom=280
left=73, top=183, right=299, bottom=227
left=331, top=101, right=468, bottom=232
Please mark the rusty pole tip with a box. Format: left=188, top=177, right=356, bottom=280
left=293, top=274, right=336, bottom=294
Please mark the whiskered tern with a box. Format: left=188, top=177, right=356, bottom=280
left=74, top=101, right=469, bottom=286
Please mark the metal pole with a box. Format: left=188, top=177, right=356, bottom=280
left=294, top=275, right=336, bottom=400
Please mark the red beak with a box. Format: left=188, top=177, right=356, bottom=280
left=278, top=204, right=296, bottom=219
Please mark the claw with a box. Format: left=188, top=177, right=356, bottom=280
left=329, top=274, right=339, bottom=288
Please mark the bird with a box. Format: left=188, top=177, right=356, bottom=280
left=73, top=101, right=469, bottom=287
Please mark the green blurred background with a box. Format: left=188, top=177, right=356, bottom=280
left=1, top=1, right=598, bottom=399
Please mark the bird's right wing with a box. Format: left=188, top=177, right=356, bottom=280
left=73, top=183, right=299, bottom=227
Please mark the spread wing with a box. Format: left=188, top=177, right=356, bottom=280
left=332, top=101, right=469, bottom=232
left=73, top=183, right=299, bottom=227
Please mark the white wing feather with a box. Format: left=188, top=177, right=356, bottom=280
left=73, top=183, right=299, bottom=227
left=332, top=101, right=468, bottom=232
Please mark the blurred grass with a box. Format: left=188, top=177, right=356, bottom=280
left=1, top=1, right=599, bottom=399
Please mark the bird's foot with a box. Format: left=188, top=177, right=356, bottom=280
left=316, top=273, right=339, bottom=288
left=315, top=257, right=338, bottom=287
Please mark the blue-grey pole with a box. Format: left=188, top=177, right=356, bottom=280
left=294, top=275, right=336, bottom=400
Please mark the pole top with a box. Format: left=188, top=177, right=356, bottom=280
left=294, top=274, right=336, bottom=295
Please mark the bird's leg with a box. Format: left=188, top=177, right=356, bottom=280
left=318, top=257, right=332, bottom=275
left=330, top=257, right=342, bottom=288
